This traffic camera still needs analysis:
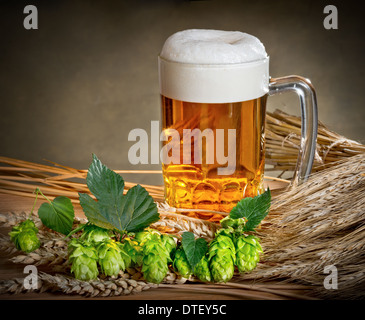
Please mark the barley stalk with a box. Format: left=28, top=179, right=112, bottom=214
left=244, top=153, right=365, bottom=299
left=0, top=234, right=18, bottom=255
left=0, top=272, right=159, bottom=297
left=265, top=110, right=365, bottom=176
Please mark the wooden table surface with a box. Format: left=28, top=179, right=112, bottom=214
left=0, top=188, right=316, bottom=300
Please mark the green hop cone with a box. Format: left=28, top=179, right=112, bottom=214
left=235, top=235, right=262, bottom=273
left=80, top=224, right=111, bottom=244
left=9, top=219, right=40, bottom=253
left=126, top=229, right=163, bottom=269
left=215, top=227, right=235, bottom=239
left=134, top=230, right=151, bottom=243
left=160, top=234, right=176, bottom=258
left=9, top=219, right=38, bottom=241
left=141, top=234, right=170, bottom=284
left=173, top=247, right=193, bottom=278
left=220, top=216, right=246, bottom=230
left=193, top=256, right=211, bottom=282
left=68, top=239, right=99, bottom=281
left=16, top=229, right=40, bottom=253
left=134, top=229, right=161, bottom=245
left=208, top=234, right=236, bottom=283
left=97, top=239, right=125, bottom=276
left=121, top=237, right=143, bottom=267
left=117, top=241, right=132, bottom=269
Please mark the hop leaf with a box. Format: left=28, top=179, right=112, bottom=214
left=38, top=196, right=75, bottom=236
left=68, top=239, right=99, bottom=281
left=79, top=155, right=159, bottom=233
left=173, top=247, right=193, bottom=278
left=181, top=232, right=208, bottom=271
left=208, top=234, right=236, bottom=283
left=235, top=235, right=263, bottom=273
left=229, top=189, right=271, bottom=232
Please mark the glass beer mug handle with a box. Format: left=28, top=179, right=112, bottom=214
left=268, top=75, right=318, bottom=185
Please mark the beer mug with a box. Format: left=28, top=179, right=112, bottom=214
left=158, top=29, right=317, bottom=213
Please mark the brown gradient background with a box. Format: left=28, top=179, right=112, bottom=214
left=0, top=0, right=364, bottom=185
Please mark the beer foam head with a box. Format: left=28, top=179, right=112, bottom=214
left=160, top=29, right=267, bottom=64
left=159, top=29, right=270, bottom=103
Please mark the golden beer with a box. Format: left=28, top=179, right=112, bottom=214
left=161, top=95, right=266, bottom=213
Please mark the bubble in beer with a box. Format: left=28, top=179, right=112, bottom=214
left=160, top=29, right=267, bottom=64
